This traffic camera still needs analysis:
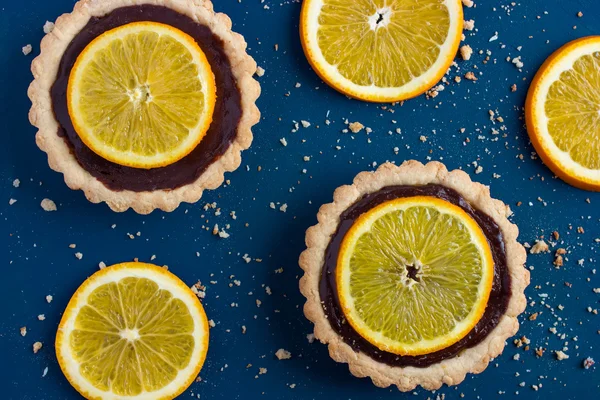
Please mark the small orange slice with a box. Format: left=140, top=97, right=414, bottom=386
left=56, top=262, right=209, bottom=399
left=336, top=196, right=494, bottom=356
left=300, top=0, right=463, bottom=102
left=68, top=22, right=216, bottom=169
left=526, top=36, right=600, bottom=191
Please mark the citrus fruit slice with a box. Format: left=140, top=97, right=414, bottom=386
left=300, top=0, right=463, bottom=102
left=67, top=21, right=216, bottom=169
left=526, top=36, right=600, bottom=191
left=336, top=196, right=494, bottom=356
left=56, top=262, right=209, bottom=400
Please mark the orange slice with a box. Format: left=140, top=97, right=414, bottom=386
left=300, top=0, right=463, bottom=102
left=526, top=36, right=600, bottom=191
left=67, top=22, right=216, bottom=169
left=336, top=196, right=494, bottom=356
left=56, top=262, right=209, bottom=399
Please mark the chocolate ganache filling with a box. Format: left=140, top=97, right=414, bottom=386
left=51, top=5, right=242, bottom=192
left=320, top=184, right=511, bottom=367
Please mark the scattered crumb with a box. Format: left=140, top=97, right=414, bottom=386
left=348, top=122, right=364, bottom=133
left=583, top=357, right=595, bottom=369
left=12, top=179, right=20, bottom=188
left=40, top=198, right=57, bottom=211
left=275, top=348, right=292, bottom=360
left=465, top=71, right=477, bottom=81
left=460, top=45, right=473, bottom=61
left=463, top=19, right=475, bottom=31
left=43, top=21, right=55, bottom=34
left=530, top=240, right=549, bottom=254
left=255, top=66, right=265, bottom=77
left=74, top=252, right=83, bottom=260
left=33, top=342, right=43, bottom=354
left=555, top=350, right=569, bottom=361
left=22, top=44, right=32, bottom=55
left=20, top=327, right=27, bottom=337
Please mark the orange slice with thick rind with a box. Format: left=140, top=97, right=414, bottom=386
left=526, top=36, right=600, bottom=191
left=67, top=22, right=216, bottom=169
left=336, top=196, right=494, bottom=356
left=56, top=262, right=209, bottom=400
left=300, top=0, right=463, bottom=102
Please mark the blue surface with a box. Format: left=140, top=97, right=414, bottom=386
left=1, top=0, right=599, bottom=399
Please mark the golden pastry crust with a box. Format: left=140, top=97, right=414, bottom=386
left=299, top=160, right=529, bottom=391
left=28, top=0, right=260, bottom=214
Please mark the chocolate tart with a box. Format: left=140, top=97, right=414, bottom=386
left=299, top=161, right=530, bottom=391
left=28, top=0, right=260, bottom=214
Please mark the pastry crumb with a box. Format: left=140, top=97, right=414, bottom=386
left=583, top=357, right=595, bottom=369
left=33, top=342, right=43, bottom=354
left=275, top=348, right=292, bottom=360
left=348, top=122, right=364, bottom=133
left=20, top=327, right=27, bottom=337
left=530, top=240, right=549, bottom=254
left=40, top=198, right=57, bottom=211
left=43, top=21, right=55, bottom=34
left=555, top=350, right=569, bottom=360
left=464, top=71, right=477, bottom=81
left=463, top=19, right=475, bottom=31
left=255, top=66, right=265, bottom=77
left=460, top=44, right=473, bottom=61
left=22, top=44, right=32, bottom=55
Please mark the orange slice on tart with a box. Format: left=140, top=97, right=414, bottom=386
left=67, top=21, right=216, bottom=169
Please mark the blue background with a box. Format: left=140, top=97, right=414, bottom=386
left=1, top=0, right=599, bottom=399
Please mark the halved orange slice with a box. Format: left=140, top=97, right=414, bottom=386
left=67, top=22, right=216, bottom=169
left=300, top=0, right=463, bottom=102
left=56, top=262, right=209, bottom=399
left=526, top=36, right=600, bottom=191
left=336, top=196, right=494, bottom=356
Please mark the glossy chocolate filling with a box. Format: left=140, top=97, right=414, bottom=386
left=320, top=184, right=511, bottom=367
left=51, top=5, right=242, bottom=192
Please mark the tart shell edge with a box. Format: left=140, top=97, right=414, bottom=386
left=28, top=0, right=260, bottom=214
left=298, top=160, right=529, bottom=391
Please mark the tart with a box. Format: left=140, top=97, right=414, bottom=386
left=299, top=161, right=529, bottom=391
left=28, top=0, right=260, bottom=214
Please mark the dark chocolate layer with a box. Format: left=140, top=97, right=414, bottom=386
left=51, top=5, right=242, bottom=192
left=320, top=184, right=511, bottom=367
